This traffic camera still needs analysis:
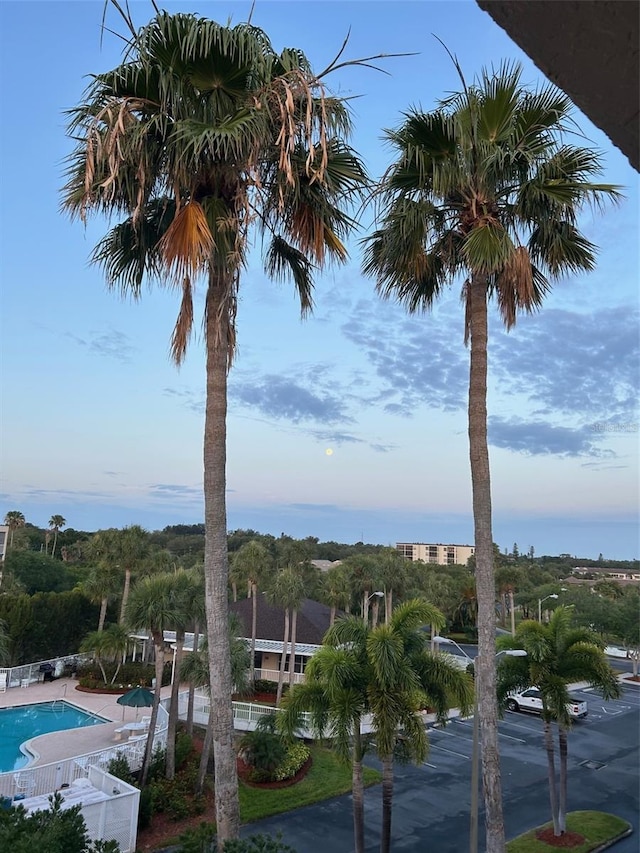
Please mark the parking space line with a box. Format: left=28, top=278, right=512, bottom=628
left=428, top=743, right=471, bottom=760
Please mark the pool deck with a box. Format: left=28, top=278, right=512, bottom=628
left=0, top=678, right=174, bottom=767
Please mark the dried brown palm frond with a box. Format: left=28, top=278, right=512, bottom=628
left=495, top=245, right=534, bottom=329
left=81, top=97, right=155, bottom=223
left=156, top=201, right=214, bottom=281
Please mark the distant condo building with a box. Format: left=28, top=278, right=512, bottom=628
left=396, top=542, right=475, bottom=566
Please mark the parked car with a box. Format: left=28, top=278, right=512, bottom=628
left=506, top=687, right=588, bottom=719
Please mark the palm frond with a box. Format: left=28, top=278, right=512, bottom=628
left=265, top=236, right=315, bottom=315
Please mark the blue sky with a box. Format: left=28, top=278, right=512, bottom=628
left=1, top=1, right=638, bottom=559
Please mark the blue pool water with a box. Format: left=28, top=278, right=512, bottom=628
left=0, top=701, right=107, bottom=772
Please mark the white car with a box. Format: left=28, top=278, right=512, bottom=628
left=506, top=688, right=588, bottom=719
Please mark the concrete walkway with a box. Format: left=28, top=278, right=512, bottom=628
left=0, top=677, right=174, bottom=767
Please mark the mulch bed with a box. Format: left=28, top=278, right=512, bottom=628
left=236, top=755, right=312, bottom=788
left=535, top=828, right=586, bottom=847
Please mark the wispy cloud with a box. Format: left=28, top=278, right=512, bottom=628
left=491, top=306, right=639, bottom=422
left=488, top=417, right=614, bottom=457
left=65, top=329, right=136, bottom=364
left=230, top=373, right=354, bottom=425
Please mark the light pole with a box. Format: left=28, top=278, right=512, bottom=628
left=537, top=588, right=566, bottom=622
left=432, top=640, right=527, bottom=853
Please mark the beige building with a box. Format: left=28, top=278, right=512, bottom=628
left=0, top=525, right=7, bottom=562
left=396, top=542, right=475, bottom=566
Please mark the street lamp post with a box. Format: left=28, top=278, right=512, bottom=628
left=537, top=593, right=558, bottom=622
left=538, top=587, right=568, bottom=622
left=434, top=637, right=527, bottom=853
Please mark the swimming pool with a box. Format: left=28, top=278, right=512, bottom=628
left=0, top=701, right=108, bottom=772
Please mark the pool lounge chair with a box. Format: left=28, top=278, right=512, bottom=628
left=0, top=672, right=7, bottom=693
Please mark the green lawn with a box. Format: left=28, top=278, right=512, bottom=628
left=507, top=811, right=631, bottom=852
left=239, top=746, right=381, bottom=823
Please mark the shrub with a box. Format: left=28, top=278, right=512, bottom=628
left=177, top=826, right=297, bottom=853
left=238, top=728, right=286, bottom=778
left=137, top=786, right=153, bottom=830
left=106, top=754, right=135, bottom=787
left=272, top=742, right=310, bottom=782
left=175, top=732, right=195, bottom=771
left=252, top=679, right=277, bottom=694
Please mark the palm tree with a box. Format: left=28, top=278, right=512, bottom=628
left=48, top=515, right=66, bottom=558
left=125, top=572, right=182, bottom=785
left=231, top=540, right=273, bottom=684
left=495, top=566, right=520, bottom=634
left=80, top=624, right=129, bottom=685
left=63, top=9, right=367, bottom=840
left=117, top=525, right=150, bottom=624
left=180, top=613, right=251, bottom=795
left=267, top=566, right=306, bottom=704
left=320, top=563, right=351, bottom=626
left=363, top=61, right=619, bottom=853
left=165, top=568, right=202, bottom=780
left=79, top=565, right=121, bottom=632
left=4, top=511, right=25, bottom=549
left=497, top=607, right=621, bottom=836
left=281, top=599, right=473, bottom=853
left=373, top=547, right=409, bottom=624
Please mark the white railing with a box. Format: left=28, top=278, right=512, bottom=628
left=1, top=765, right=139, bottom=853
left=0, top=703, right=168, bottom=800
left=254, top=667, right=305, bottom=685
left=0, top=654, right=90, bottom=688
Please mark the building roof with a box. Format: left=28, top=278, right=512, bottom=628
left=229, top=594, right=335, bottom=646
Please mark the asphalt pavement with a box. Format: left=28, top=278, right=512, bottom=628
left=241, top=682, right=639, bottom=852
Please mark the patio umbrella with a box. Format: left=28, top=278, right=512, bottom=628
left=116, top=686, right=154, bottom=720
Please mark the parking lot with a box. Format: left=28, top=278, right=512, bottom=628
left=244, top=683, right=640, bottom=852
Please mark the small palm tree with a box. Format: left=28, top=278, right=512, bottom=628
left=363, top=60, right=620, bottom=852
left=126, top=572, right=182, bottom=785
left=116, top=525, right=150, bottom=624
left=48, top=515, right=66, bottom=559
left=281, top=599, right=473, bottom=853
left=4, top=511, right=25, bottom=549
left=497, top=607, right=621, bottom=836
left=232, top=540, right=274, bottom=684
left=80, top=624, right=129, bottom=685
left=267, top=566, right=306, bottom=704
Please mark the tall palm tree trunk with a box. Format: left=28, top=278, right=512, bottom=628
left=166, top=630, right=185, bottom=779
left=196, top=705, right=216, bottom=795
left=98, top=597, right=108, bottom=633
left=288, top=608, right=298, bottom=687
left=380, top=753, right=394, bottom=853
left=277, top=608, right=290, bottom=705
left=251, top=582, right=258, bottom=686
left=468, top=274, right=505, bottom=853
left=558, top=726, right=568, bottom=834
left=329, top=604, right=336, bottom=627
left=544, top=721, right=560, bottom=834
left=141, top=633, right=165, bottom=786
left=352, top=723, right=365, bottom=853
left=120, top=567, right=132, bottom=624
left=385, top=589, right=392, bottom=625
left=187, top=621, right=200, bottom=736
left=371, top=598, right=380, bottom=628
left=203, top=282, right=240, bottom=841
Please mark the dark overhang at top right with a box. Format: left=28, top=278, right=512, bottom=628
left=476, top=1, right=639, bottom=171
